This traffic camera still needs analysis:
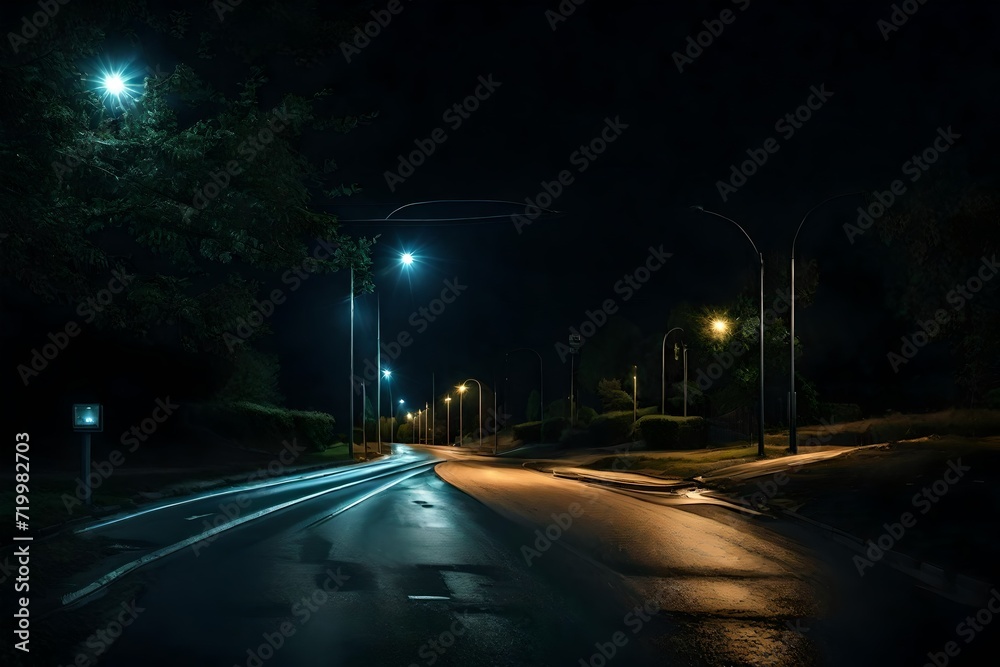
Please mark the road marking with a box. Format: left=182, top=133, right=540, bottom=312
left=61, top=460, right=437, bottom=607
left=184, top=513, right=214, bottom=521
left=75, top=456, right=395, bottom=534
left=408, top=595, right=450, bottom=601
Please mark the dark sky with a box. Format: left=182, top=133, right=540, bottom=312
left=5, top=0, right=999, bottom=425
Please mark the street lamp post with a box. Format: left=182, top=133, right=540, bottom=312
left=632, top=366, right=638, bottom=424
left=459, top=379, right=483, bottom=450
left=361, top=381, right=368, bottom=458
left=425, top=401, right=429, bottom=445
left=690, top=206, right=765, bottom=456
left=407, top=413, right=414, bottom=444
left=457, top=385, right=466, bottom=446
left=790, top=192, right=862, bottom=454
left=382, top=369, right=392, bottom=443
left=445, top=396, right=451, bottom=445
left=349, top=267, right=355, bottom=459
left=397, top=398, right=404, bottom=442
left=507, top=348, right=543, bottom=442
left=376, top=296, right=381, bottom=454
left=661, top=327, right=687, bottom=415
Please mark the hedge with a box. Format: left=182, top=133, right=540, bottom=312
left=636, top=415, right=707, bottom=450
left=189, top=401, right=336, bottom=452
left=587, top=411, right=635, bottom=447
left=512, top=417, right=567, bottom=443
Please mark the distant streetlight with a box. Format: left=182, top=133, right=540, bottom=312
left=407, top=412, right=414, bottom=443
left=711, top=319, right=729, bottom=336
left=632, top=366, right=638, bottom=424
left=381, top=369, right=392, bottom=444
left=459, top=379, right=484, bottom=449
left=689, top=205, right=765, bottom=456
left=445, top=396, right=452, bottom=445
left=789, top=192, right=863, bottom=454
left=662, top=328, right=688, bottom=416
left=401, top=252, right=414, bottom=266
left=456, top=385, right=467, bottom=446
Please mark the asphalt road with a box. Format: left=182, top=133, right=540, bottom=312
left=65, top=444, right=671, bottom=666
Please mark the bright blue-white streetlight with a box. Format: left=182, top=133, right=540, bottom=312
left=93, top=65, right=141, bottom=111
left=401, top=252, right=414, bottom=266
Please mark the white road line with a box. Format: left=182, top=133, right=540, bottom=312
left=75, top=455, right=399, bottom=534
left=61, top=460, right=437, bottom=607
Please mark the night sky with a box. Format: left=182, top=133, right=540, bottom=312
left=5, top=0, right=999, bottom=426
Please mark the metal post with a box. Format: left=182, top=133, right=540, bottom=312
left=661, top=335, right=667, bottom=415
left=493, top=377, right=498, bottom=454
left=683, top=344, right=688, bottom=417
left=632, top=366, right=637, bottom=424
left=349, top=267, right=355, bottom=459
left=758, top=253, right=765, bottom=457
left=791, top=252, right=796, bottom=453
left=431, top=374, right=435, bottom=445
left=81, top=433, right=92, bottom=506
left=362, top=383, right=368, bottom=458
left=377, top=294, right=381, bottom=454
left=446, top=397, right=451, bottom=445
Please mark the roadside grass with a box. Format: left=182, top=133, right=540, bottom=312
left=795, top=408, right=1000, bottom=442
left=713, top=436, right=1000, bottom=581
left=580, top=443, right=814, bottom=479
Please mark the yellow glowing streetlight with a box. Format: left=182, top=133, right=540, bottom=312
left=456, top=385, right=468, bottom=446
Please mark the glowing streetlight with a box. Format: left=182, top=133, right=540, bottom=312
left=459, top=379, right=483, bottom=450
left=445, top=396, right=452, bottom=445
left=712, top=319, right=729, bottom=335
left=103, top=74, right=125, bottom=96
left=380, top=369, right=393, bottom=444
left=632, top=367, right=638, bottom=424
left=94, top=66, right=140, bottom=111
left=401, top=252, right=414, bottom=266
left=456, top=385, right=468, bottom=446
left=690, top=205, right=765, bottom=456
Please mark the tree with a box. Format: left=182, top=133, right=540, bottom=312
left=216, top=348, right=283, bottom=405
left=597, top=378, right=633, bottom=412
left=873, top=171, right=1000, bottom=405
left=0, top=1, right=378, bottom=360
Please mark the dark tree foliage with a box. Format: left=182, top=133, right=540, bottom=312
left=874, top=170, right=1000, bottom=404
left=0, top=0, right=378, bottom=359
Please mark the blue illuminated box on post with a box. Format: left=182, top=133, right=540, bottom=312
left=73, top=404, right=103, bottom=432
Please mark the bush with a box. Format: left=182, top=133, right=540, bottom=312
left=189, top=401, right=335, bottom=452
left=815, top=402, right=864, bottom=424
left=588, top=411, right=635, bottom=447
left=513, top=417, right=567, bottom=443
left=576, top=405, right=597, bottom=426
left=636, top=415, right=707, bottom=450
